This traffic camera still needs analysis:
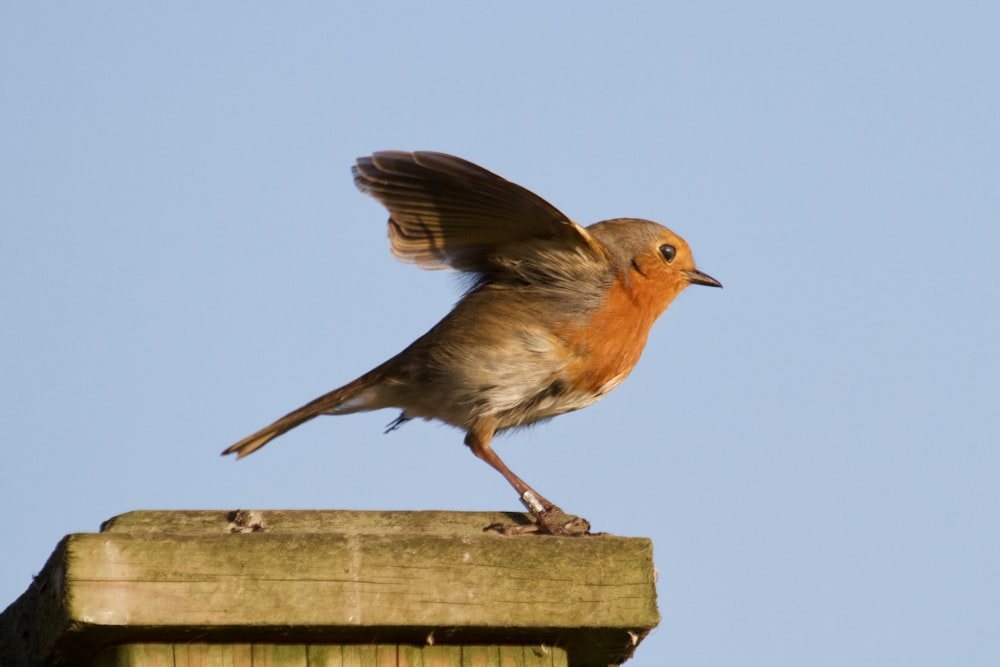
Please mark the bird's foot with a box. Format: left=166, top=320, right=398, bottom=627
left=536, top=508, right=592, bottom=536
left=485, top=490, right=592, bottom=536
left=485, top=509, right=591, bottom=536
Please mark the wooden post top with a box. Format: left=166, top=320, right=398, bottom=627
left=0, top=510, right=660, bottom=666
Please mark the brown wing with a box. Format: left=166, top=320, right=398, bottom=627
left=352, top=151, right=607, bottom=272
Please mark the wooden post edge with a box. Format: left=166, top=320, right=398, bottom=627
left=1, top=510, right=660, bottom=666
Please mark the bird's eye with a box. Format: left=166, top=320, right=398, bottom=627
left=659, top=244, right=676, bottom=263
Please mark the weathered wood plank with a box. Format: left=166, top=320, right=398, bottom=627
left=397, top=644, right=424, bottom=667
left=1, top=511, right=656, bottom=667
left=251, top=644, right=309, bottom=667
left=99, top=510, right=538, bottom=537
left=461, top=645, right=497, bottom=667
left=522, top=646, right=558, bottom=667
left=90, top=643, right=172, bottom=667
left=307, top=644, right=343, bottom=666
left=88, top=643, right=569, bottom=667
left=421, top=646, right=460, bottom=667
left=496, top=646, right=526, bottom=667
left=61, top=533, right=655, bottom=629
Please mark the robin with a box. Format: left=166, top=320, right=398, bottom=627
left=223, top=151, right=721, bottom=536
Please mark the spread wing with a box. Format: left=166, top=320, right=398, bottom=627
left=352, top=151, right=608, bottom=273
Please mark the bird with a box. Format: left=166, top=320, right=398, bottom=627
left=223, top=151, right=721, bottom=536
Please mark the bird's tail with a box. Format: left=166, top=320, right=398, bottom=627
left=221, top=370, right=387, bottom=459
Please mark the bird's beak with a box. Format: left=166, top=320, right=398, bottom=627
left=685, top=269, right=722, bottom=288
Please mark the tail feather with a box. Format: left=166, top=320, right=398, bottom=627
left=222, top=372, right=386, bottom=459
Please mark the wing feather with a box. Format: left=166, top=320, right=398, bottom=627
left=353, top=151, right=607, bottom=272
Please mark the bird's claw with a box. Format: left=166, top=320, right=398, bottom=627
left=537, top=509, right=592, bottom=536
left=485, top=507, right=591, bottom=536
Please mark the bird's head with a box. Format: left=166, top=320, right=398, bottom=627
left=587, top=218, right=721, bottom=315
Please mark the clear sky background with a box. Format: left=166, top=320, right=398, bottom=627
left=2, top=3, right=997, bottom=665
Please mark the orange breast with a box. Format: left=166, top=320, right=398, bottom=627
left=556, top=272, right=686, bottom=396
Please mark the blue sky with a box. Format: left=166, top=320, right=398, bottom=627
left=2, top=3, right=998, bottom=665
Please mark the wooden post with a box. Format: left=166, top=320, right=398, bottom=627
left=0, top=510, right=659, bottom=666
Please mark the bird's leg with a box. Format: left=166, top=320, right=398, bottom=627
left=464, top=425, right=590, bottom=536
